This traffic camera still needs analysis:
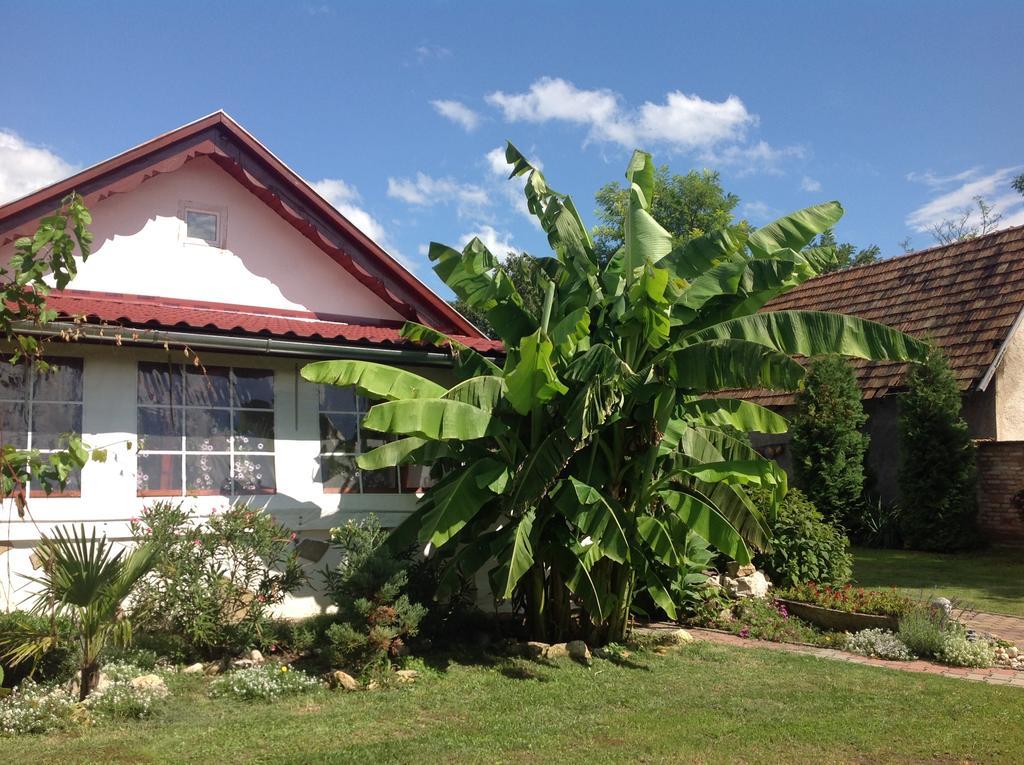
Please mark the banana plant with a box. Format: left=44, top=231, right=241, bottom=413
left=302, top=145, right=927, bottom=644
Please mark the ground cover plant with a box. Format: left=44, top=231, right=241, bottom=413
left=777, top=581, right=912, bottom=617
left=844, top=628, right=915, bottom=661
left=852, top=546, right=1024, bottom=616
left=2, top=643, right=1023, bottom=763
left=303, top=145, right=927, bottom=645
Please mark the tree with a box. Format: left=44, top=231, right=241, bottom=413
left=1013, top=173, right=1024, bottom=197
left=0, top=525, right=157, bottom=699
left=452, top=252, right=544, bottom=338
left=0, top=194, right=101, bottom=513
left=930, top=196, right=1002, bottom=245
left=790, top=356, right=869, bottom=531
left=897, top=345, right=979, bottom=551
left=592, top=166, right=740, bottom=262
left=303, top=145, right=927, bottom=645
left=812, top=229, right=880, bottom=273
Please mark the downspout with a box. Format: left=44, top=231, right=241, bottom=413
left=13, top=321, right=464, bottom=367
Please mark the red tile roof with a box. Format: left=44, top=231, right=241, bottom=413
left=43, top=290, right=503, bottom=354
left=743, top=225, right=1024, bottom=406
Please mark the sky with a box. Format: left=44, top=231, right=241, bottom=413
left=1, top=1, right=1023, bottom=298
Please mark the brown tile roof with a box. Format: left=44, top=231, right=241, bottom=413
left=741, top=224, right=1024, bottom=406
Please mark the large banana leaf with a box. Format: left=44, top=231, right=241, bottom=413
left=400, top=321, right=502, bottom=378
left=504, top=329, right=569, bottom=414
left=490, top=510, right=537, bottom=599
left=417, top=458, right=505, bottom=546
left=746, top=202, right=844, bottom=258
left=689, top=310, right=929, bottom=362
left=443, top=376, right=507, bottom=412
left=678, top=398, right=788, bottom=434
left=660, top=489, right=751, bottom=564
left=671, top=339, right=806, bottom=391
left=624, top=151, right=673, bottom=275
left=356, top=436, right=452, bottom=469
left=301, top=360, right=445, bottom=400
left=363, top=399, right=505, bottom=440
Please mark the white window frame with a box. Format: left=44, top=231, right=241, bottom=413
left=317, top=387, right=402, bottom=495
left=179, top=200, right=227, bottom=248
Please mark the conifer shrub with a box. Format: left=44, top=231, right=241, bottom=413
left=897, top=346, right=979, bottom=551
left=790, top=356, right=869, bottom=531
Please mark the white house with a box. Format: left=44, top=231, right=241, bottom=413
left=0, top=112, right=498, bottom=615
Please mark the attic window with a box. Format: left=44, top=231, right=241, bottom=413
left=180, top=202, right=227, bottom=247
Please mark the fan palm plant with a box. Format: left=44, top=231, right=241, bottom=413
left=0, top=524, right=157, bottom=699
left=303, top=146, right=928, bottom=644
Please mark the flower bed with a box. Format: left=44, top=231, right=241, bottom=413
left=777, top=582, right=912, bottom=618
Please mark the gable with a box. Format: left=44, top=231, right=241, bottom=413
left=61, top=156, right=402, bottom=320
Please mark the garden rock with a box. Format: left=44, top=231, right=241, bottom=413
left=395, top=669, right=419, bottom=683
left=567, top=640, right=592, bottom=664
left=723, top=570, right=770, bottom=599
left=249, top=649, right=265, bottom=664
left=545, top=642, right=570, bottom=659
left=664, top=629, right=694, bottom=646
left=726, top=562, right=757, bottom=578
left=182, top=663, right=205, bottom=675
left=329, top=670, right=361, bottom=691
left=66, top=672, right=110, bottom=697
left=232, top=658, right=257, bottom=669
left=131, top=674, right=169, bottom=698
left=203, top=663, right=222, bottom=676
left=523, top=641, right=549, bottom=659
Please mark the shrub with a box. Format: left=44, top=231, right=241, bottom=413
left=322, top=516, right=426, bottom=679
left=779, top=582, right=912, bottom=617
left=756, top=489, right=853, bottom=587
left=130, top=501, right=305, bottom=658
left=844, top=629, right=915, bottom=661
left=897, top=606, right=948, bottom=658
left=790, top=356, right=870, bottom=529
left=898, top=346, right=980, bottom=551
left=208, top=665, right=321, bottom=702
left=84, top=680, right=162, bottom=720
left=937, top=629, right=996, bottom=668
left=0, top=680, right=77, bottom=736
left=101, top=647, right=159, bottom=672
left=0, top=611, right=77, bottom=688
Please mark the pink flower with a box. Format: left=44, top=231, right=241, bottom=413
left=738, top=627, right=750, bottom=638
left=130, top=517, right=139, bottom=524
left=290, top=532, right=297, bottom=541
left=193, top=539, right=201, bottom=546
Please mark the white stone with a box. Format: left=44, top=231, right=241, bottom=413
left=182, top=662, right=205, bottom=675
left=728, top=571, right=770, bottom=599
left=131, top=674, right=169, bottom=698
left=330, top=670, right=360, bottom=691
left=395, top=669, right=419, bottom=683
left=664, top=628, right=694, bottom=645
left=249, top=649, right=265, bottom=664
left=545, top=642, right=570, bottom=659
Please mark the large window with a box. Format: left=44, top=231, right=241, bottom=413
left=0, top=358, right=83, bottom=497
left=319, top=385, right=428, bottom=494
left=137, top=363, right=275, bottom=497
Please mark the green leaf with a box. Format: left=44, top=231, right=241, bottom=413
left=672, top=339, right=806, bottom=391
left=689, top=310, right=929, bottom=363
left=678, top=398, right=788, bottom=434
left=747, top=202, right=844, bottom=257
left=504, top=329, right=568, bottom=415
left=363, top=399, right=505, bottom=440
left=491, top=510, right=536, bottom=599
left=418, top=459, right=504, bottom=546
left=301, top=360, right=445, bottom=400
left=356, top=437, right=451, bottom=469
left=400, top=322, right=502, bottom=378
left=636, top=516, right=678, bottom=565
left=661, top=489, right=752, bottom=564
left=443, top=376, right=506, bottom=412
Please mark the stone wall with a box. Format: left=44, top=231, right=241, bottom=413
left=976, top=441, right=1024, bottom=546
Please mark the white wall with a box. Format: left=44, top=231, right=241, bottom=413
left=994, top=315, right=1024, bottom=440
left=0, top=343, right=427, bottom=616
left=19, top=156, right=403, bottom=320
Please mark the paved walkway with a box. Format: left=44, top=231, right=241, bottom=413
left=677, top=627, right=1024, bottom=688
left=965, top=610, right=1024, bottom=646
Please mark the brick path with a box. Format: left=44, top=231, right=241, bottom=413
left=676, top=627, right=1024, bottom=688
left=965, top=610, right=1024, bottom=646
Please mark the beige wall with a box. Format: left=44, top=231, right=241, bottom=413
left=993, top=317, right=1024, bottom=440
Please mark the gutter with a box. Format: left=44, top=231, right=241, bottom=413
left=13, top=321, right=458, bottom=368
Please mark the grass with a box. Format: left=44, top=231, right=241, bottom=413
left=5, top=643, right=1024, bottom=764
left=852, top=546, right=1024, bottom=616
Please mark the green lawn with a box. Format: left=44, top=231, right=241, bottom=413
left=5, top=643, right=1023, bottom=764
left=852, top=546, right=1024, bottom=616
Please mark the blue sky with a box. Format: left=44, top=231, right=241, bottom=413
left=1, top=1, right=1022, bottom=297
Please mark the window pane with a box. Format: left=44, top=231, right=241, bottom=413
left=0, top=402, right=28, bottom=448
left=31, top=467, right=81, bottom=497
left=138, top=363, right=181, bottom=406
left=319, top=385, right=359, bottom=412
left=31, top=403, right=82, bottom=450
left=186, top=210, right=218, bottom=243
left=361, top=467, right=398, bottom=493
left=233, top=454, right=275, bottom=494
left=185, top=366, right=230, bottom=407
left=137, top=454, right=182, bottom=496
left=402, top=464, right=434, bottom=493
left=234, top=369, right=274, bottom=409
left=33, top=359, right=83, bottom=402
left=186, top=454, right=231, bottom=495
left=185, top=408, right=231, bottom=452
left=235, top=410, right=273, bottom=452
left=320, top=412, right=358, bottom=453
left=0, top=362, right=27, bottom=401
left=138, top=406, right=181, bottom=451
left=320, top=454, right=359, bottom=493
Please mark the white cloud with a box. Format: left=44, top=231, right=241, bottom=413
left=414, top=44, right=452, bottom=63
left=459, top=225, right=516, bottom=257
left=701, top=141, right=807, bottom=176
left=801, top=176, right=822, bottom=192
left=311, top=178, right=410, bottom=267
left=740, top=201, right=777, bottom=223
left=387, top=172, right=489, bottom=218
left=0, top=129, right=76, bottom=204
left=485, top=77, right=784, bottom=163
left=431, top=99, right=481, bottom=131
left=905, top=166, right=1024, bottom=232
left=906, top=167, right=982, bottom=188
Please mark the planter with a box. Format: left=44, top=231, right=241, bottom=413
left=778, top=599, right=900, bottom=633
